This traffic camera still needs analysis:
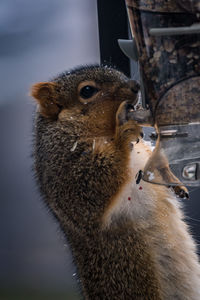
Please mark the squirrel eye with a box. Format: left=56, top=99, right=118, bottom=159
left=79, top=85, right=99, bottom=99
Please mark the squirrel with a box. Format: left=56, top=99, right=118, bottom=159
left=31, top=65, right=200, bottom=300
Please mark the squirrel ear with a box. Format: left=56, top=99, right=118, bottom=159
left=31, top=82, right=61, bottom=119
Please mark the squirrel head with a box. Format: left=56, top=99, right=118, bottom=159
left=31, top=65, right=139, bottom=137
left=31, top=65, right=140, bottom=232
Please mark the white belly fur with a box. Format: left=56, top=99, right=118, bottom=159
left=104, top=141, right=157, bottom=224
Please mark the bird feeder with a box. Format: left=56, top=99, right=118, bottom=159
left=119, top=0, right=200, bottom=186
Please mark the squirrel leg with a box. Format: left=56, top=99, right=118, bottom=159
left=157, top=165, right=189, bottom=199
left=114, top=101, right=143, bottom=151
left=164, top=168, right=189, bottom=198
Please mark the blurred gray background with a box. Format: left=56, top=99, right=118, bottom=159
left=0, top=0, right=99, bottom=299
left=0, top=1, right=200, bottom=300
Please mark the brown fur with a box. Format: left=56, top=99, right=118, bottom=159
left=31, top=65, right=200, bottom=299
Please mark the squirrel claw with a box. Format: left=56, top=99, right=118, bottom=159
left=135, top=170, right=143, bottom=184
left=172, top=185, right=189, bottom=199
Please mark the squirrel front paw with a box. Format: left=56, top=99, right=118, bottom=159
left=115, top=101, right=143, bottom=148
left=172, top=185, right=189, bottom=199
